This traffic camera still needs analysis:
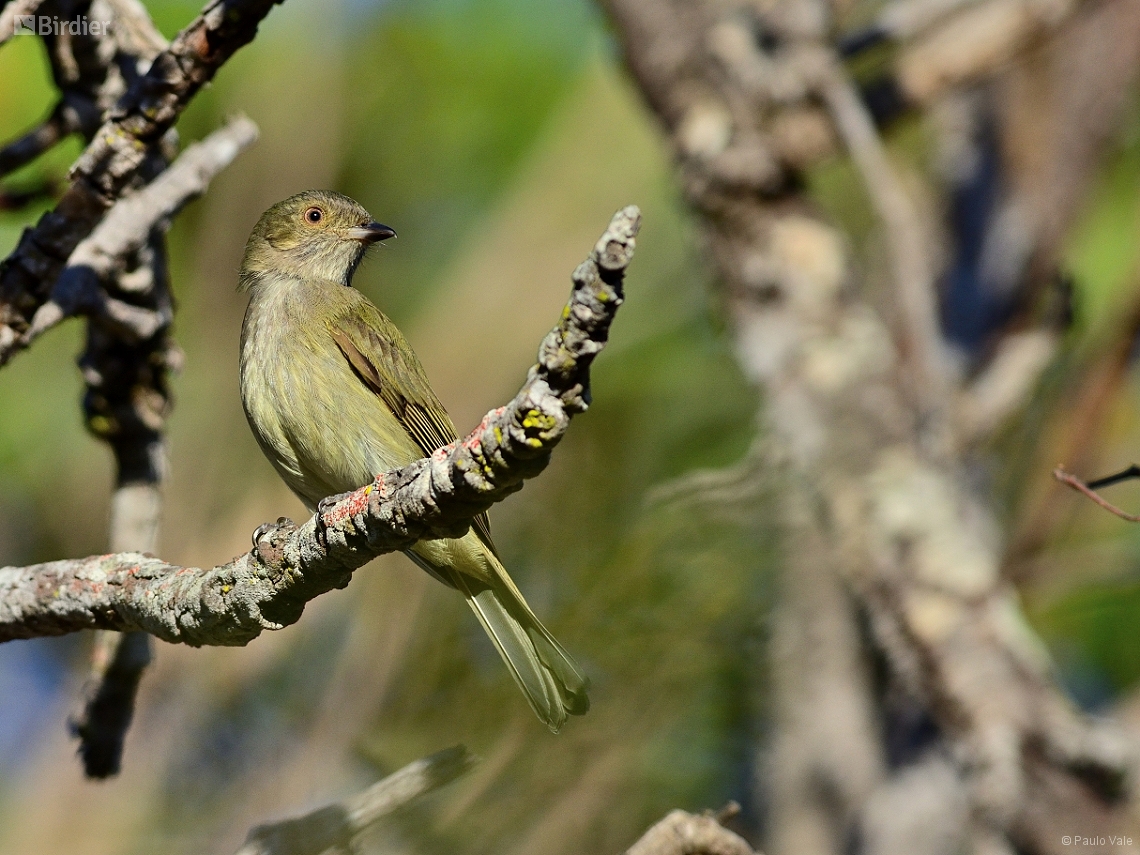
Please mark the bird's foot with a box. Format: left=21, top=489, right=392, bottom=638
left=315, top=491, right=352, bottom=548
left=252, top=516, right=296, bottom=565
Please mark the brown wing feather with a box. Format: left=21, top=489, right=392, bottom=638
left=329, top=320, right=498, bottom=553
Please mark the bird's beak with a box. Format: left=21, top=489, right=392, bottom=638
left=347, top=222, right=397, bottom=244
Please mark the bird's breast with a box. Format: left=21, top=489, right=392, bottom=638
left=240, top=280, right=418, bottom=506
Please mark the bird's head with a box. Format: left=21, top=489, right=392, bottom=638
left=240, top=190, right=396, bottom=289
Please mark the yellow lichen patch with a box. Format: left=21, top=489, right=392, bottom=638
left=88, top=415, right=117, bottom=436
left=221, top=585, right=232, bottom=594
left=521, top=409, right=557, bottom=431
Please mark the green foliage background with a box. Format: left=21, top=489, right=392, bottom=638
left=0, top=0, right=1139, bottom=852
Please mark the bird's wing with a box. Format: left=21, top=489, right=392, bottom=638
left=327, top=300, right=498, bottom=553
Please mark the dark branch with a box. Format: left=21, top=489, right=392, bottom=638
left=0, top=0, right=288, bottom=364
left=21, top=115, right=259, bottom=346
left=0, top=206, right=641, bottom=646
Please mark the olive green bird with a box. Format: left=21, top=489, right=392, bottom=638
left=238, top=190, right=589, bottom=731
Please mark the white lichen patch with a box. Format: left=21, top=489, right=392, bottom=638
left=867, top=449, right=998, bottom=598
left=800, top=308, right=894, bottom=393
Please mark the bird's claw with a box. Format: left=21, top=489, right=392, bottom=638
left=315, top=491, right=352, bottom=548
left=252, top=516, right=296, bottom=565
left=316, top=492, right=351, bottom=516
left=252, top=521, right=274, bottom=548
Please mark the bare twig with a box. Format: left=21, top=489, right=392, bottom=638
left=0, top=0, right=42, bottom=47
left=104, top=0, right=168, bottom=57
left=957, top=329, right=1058, bottom=443
left=0, top=103, right=73, bottom=178
left=623, top=809, right=758, bottom=855
left=895, top=0, right=1083, bottom=104
left=0, top=0, right=288, bottom=365
left=818, top=64, right=950, bottom=427
left=22, top=115, right=259, bottom=346
left=0, top=206, right=640, bottom=645
left=839, top=0, right=985, bottom=54
left=1053, top=465, right=1140, bottom=522
left=235, top=746, right=478, bottom=855
left=70, top=629, right=152, bottom=776
left=1004, top=278, right=1140, bottom=576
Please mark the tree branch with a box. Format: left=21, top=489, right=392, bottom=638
left=0, top=0, right=288, bottom=364
left=0, top=206, right=640, bottom=646
left=234, top=745, right=478, bottom=855
left=0, top=101, right=73, bottom=178
left=62, top=114, right=255, bottom=778
left=1053, top=465, right=1140, bottom=522
left=623, top=809, right=758, bottom=855
left=818, top=63, right=951, bottom=428
left=103, top=0, right=169, bottom=58
left=0, top=0, right=43, bottom=47
left=21, top=114, right=259, bottom=346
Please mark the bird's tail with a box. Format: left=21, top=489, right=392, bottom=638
left=448, top=556, right=590, bottom=733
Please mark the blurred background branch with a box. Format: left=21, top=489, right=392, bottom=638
left=2, top=0, right=1140, bottom=851
left=601, top=0, right=1140, bottom=851
left=235, top=745, right=478, bottom=855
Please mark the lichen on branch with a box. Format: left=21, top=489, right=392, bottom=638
left=0, top=206, right=641, bottom=647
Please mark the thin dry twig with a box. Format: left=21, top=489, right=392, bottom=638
left=839, top=0, right=986, bottom=54
left=235, top=745, right=478, bottom=855
left=104, top=0, right=169, bottom=57
left=1053, top=465, right=1140, bottom=522
left=818, top=63, right=950, bottom=426
left=957, top=329, right=1058, bottom=443
left=21, top=115, right=259, bottom=346
left=894, top=0, right=1083, bottom=104
left=0, top=0, right=288, bottom=364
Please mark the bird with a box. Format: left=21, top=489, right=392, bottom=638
left=237, top=190, right=589, bottom=731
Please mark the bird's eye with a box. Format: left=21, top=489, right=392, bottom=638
left=304, top=207, right=323, bottom=224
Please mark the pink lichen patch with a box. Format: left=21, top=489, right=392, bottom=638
left=323, top=484, right=372, bottom=526
left=471, top=408, right=505, bottom=436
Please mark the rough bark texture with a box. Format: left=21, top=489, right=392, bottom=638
left=623, top=810, right=758, bottom=855
left=0, top=0, right=276, bottom=777
left=0, top=0, right=285, bottom=362
left=0, top=206, right=640, bottom=647
left=601, top=0, right=1140, bottom=853
left=66, top=115, right=257, bottom=777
